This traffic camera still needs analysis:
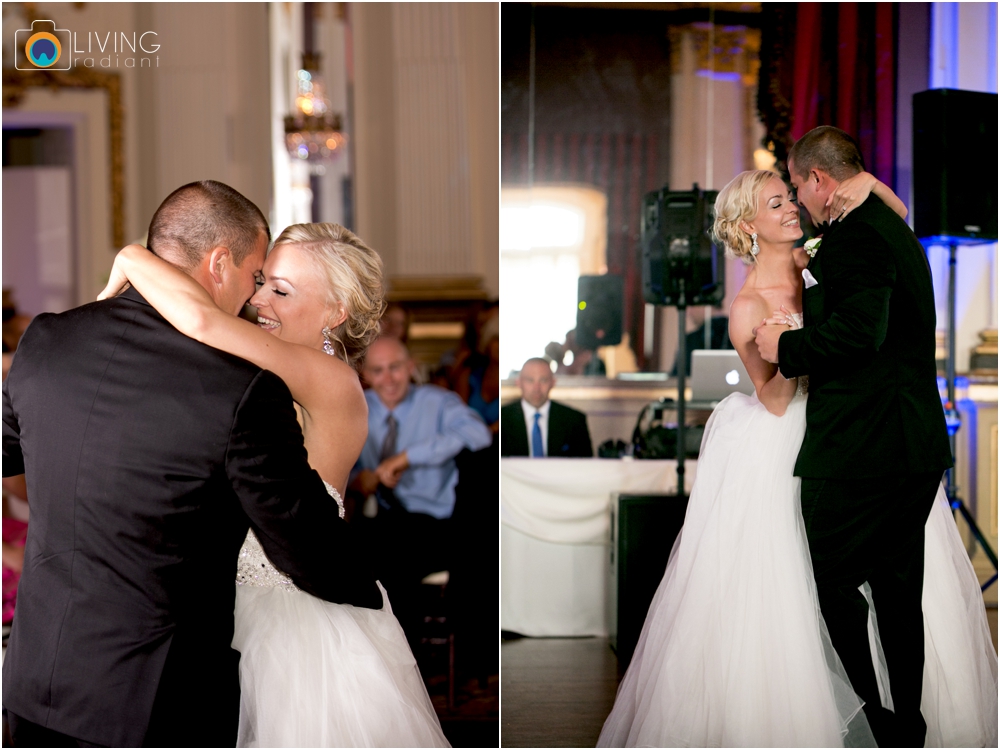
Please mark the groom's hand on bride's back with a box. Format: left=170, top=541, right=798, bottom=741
left=228, top=370, right=381, bottom=609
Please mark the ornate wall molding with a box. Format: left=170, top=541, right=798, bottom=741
left=667, top=23, right=760, bottom=85
left=3, top=67, right=124, bottom=248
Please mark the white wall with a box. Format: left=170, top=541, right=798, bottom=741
left=2, top=167, right=74, bottom=315
left=351, top=3, right=499, bottom=297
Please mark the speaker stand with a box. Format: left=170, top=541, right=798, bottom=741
left=943, top=242, right=998, bottom=591
left=675, top=292, right=687, bottom=495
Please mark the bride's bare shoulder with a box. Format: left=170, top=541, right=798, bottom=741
left=286, top=346, right=367, bottom=423
left=316, top=355, right=366, bottom=415
left=297, top=355, right=367, bottom=492
left=729, top=287, right=766, bottom=325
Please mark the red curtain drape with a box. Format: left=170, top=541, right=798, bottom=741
left=836, top=4, right=858, bottom=134
left=791, top=4, right=823, bottom=141
left=873, top=4, right=895, bottom=185
left=759, top=3, right=898, bottom=188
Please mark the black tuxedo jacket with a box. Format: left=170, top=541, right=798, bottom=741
left=778, top=196, right=953, bottom=479
left=2, top=288, right=380, bottom=747
left=500, top=400, right=593, bottom=458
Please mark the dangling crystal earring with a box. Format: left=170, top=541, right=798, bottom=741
left=321, top=327, right=336, bottom=357
left=751, top=232, right=760, bottom=256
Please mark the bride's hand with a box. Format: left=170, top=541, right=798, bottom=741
left=97, top=244, right=146, bottom=300
left=826, top=171, right=877, bottom=222
left=763, top=305, right=801, bottom=330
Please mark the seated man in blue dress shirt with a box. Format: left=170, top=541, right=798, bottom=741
left=351, top=335, right=492, bottom=644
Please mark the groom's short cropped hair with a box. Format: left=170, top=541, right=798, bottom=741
left=788, top=126, right=866, bottom=182
left=147, top=180, right=270, bottom=271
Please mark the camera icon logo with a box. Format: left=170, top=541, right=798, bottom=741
left=15, top=20, right=71, bottom=70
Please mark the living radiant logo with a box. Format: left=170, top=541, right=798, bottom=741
left=15, top=19, right=160, bottom=70
left=15, top=20, right=70, bottom=70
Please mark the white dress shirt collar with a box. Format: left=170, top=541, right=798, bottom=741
left=521, top=399, right=551, bottom=421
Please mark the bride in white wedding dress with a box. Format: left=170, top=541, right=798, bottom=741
left=101, top=223, right=449, bottom=747
left=597, top=170, right=998, bottom=748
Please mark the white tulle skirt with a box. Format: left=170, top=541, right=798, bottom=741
left=232, top=582, right=450, bottom=748
left=598, top=392, right=998, bottom=748
left=915, top=486, right=998, bottom=746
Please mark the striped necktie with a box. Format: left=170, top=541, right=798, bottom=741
left=380, top=413, right=398, bottom=462
left=377, top=413, right=402, bottom=510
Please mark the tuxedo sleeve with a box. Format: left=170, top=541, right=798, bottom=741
left=226, top=369, right=381, bottom=609
left=572, top=412, right=593, bottom=457
left=3, top=379, right=24, bottom=477
left=778, top=223, right=895, bottom=378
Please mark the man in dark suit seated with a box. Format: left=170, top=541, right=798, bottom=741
left=501, top=357, right=593, bottom=457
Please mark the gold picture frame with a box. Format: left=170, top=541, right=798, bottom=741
left=3, top=67, right=124, bottom=248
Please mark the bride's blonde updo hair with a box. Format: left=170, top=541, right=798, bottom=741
left=271, top=223, right=386, bottom=367
left=712, top=169, right=782, bottom=266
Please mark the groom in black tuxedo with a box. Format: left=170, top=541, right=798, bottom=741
left=755, top=127, right=953, bottom=747
left=2, top=180, right=381, bottom=747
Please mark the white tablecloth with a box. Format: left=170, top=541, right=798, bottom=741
left=501, top=458, right=694, bottom=636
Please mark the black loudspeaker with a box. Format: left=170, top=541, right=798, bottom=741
left=913, top=89, right=998, bottom=242
left=576, top=274, right=623, bottom=350
left=609, top=493, right=688, bottom=668
left=641, top=185, right=724, bottom=307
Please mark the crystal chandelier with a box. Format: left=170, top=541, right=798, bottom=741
left=284, top=53, right=346, bottom=163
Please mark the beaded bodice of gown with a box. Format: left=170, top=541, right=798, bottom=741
left=235, top=481, right=345, bottom=592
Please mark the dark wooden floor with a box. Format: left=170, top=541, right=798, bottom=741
left=501, top=636, right=620, bottom=748
left=430, top=673, right=499, bottom=748
left=500, top=609, right=997, bottom=749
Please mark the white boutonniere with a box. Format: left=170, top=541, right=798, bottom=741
left=804, top=237, right=822, bottom=258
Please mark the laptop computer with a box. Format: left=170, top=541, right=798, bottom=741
left=690, top=350, right=755, bottom=401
